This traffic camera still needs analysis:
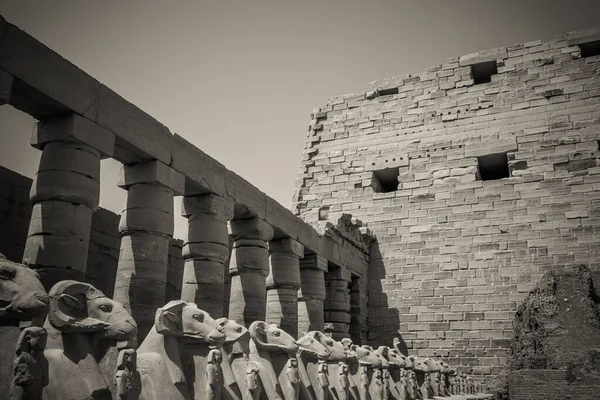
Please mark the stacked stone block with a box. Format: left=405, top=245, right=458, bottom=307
left=228, top=218, right=274, bottom=327
left=294, top=27, right=600, bottom=381
left=266, top=238, right=303, bottom=337
left=23, top=114, right=114, bottom=290
left=181, top=194, right=234, bottom=317
left=114, top=160, right=184, bottom=339
left=298, top=252, right=327, bottom=334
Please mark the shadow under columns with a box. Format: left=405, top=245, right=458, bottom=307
left=368, top=242, right=404, bottom=351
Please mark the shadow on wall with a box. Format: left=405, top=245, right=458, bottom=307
left=368, top=242, right=405, bottom=350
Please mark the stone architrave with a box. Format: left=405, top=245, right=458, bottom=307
left=22, top=113, right=115, bottom=289
left=266, top=238, right=304, bottom=337
left=113, top=160, right=184, bottom=340
left=180, top=194, right=234, bottom=317
left=297, top=253, right=327, bottom=334
left=228, top=218, right=274, bottom=327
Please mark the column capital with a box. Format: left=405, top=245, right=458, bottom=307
left=32, top=113, right=115, bottom=158
left=118, top=160, right=185, bottom=195
left=181, top=193, right=234, bottom=221
left=0, top=69, right=12, bottom=106
left=230, top=218, right=274, bottom=242
left=269, top=237, right=304, bottom=258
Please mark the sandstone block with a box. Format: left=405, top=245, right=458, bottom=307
left=229, top=246, right=270, bottom=275
left=181, top=193, right=234, bottom=219
left=33, top=113, right=115, bottom=157
left=118, top=160, right=185, bottom=194
left=226, top=170, right=267, bottom=220
left=459, top=47, right=508, bottom=66
left=97, top=84, right=172, bottom=164
left=230, top=218, right=274, bottom=241
left=182, top=242, right=230, bottom=263
left=31, top=169, right=100, bottom=210
left=0, top=17, right=99, bottom=120
left=171, top=134, right=226, bottom=196
left=269, top=237, right=304, bottom=257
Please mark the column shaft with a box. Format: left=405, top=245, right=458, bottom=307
left=113, top=160, right=183, bottom=340
left=181, top=194, right=233, bottom=317
left=298, top=253, right=327, bottom=335
left=324, top=277, right=351, bottom=340
left=228, top=218, right=274, bottom=327
left=266, top=238, right=303, bottom=337
left=22, top=114, right=113, bottom=290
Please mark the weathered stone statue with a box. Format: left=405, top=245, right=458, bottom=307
left=137, top=300, right=225, bottom=400
left=10, top=326, right=47, bottom=400
left=218, top=318, right=252, bottom=400
left=115, top=348, right=141, bottom=400
left=346, top=342, right=380, bottom=400
left=42, top=280, right=137, bottom=400
left=412, top=357, right=438, bottom=400
left=0, top=254, right=49, bottom=397
left=206, top=348, right=224, bottom=400
left=312, top=334, right=348, bottom=400
left=296, top=331, right=330, bottom=400
left=248, top=321, right=299, bottom=400
left=376, top=346, right=405, bottom=400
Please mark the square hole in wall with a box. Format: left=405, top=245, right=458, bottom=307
left=318, top=206, right=330, bottom=221
left=371, top=167, right=399, bottom=192
left=580, top=40, right=600, bottom=58
left=471, top=61, right=498, bottom=85
left=477, top=153, right=509, bottom=181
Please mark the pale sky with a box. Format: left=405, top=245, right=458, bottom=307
left=1, top=0, right=599, bottom=239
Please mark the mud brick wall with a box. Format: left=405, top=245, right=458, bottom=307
left=294, top=27, right=600, bottom=381
left=0, top=165, right=184, bottom=299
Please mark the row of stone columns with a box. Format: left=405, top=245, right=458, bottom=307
left=18, top=112, right=336, bottom=341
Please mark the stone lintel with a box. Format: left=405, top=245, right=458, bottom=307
left=0, top=69, right=12, bottom=105
left=32, top=113, right=115, bottom=157
left=300, top=253, right=328, bottom=272
left=171, top=133, right=226, bottom=196
left=269, top=238, right=304, bottom=258
left=230, top=218, right=274, bottom=242
left=464, top=138, right=518, bottom=158
left=565, top=27, right=600, bottom=46
left=0, top=16, right=99, bottom=121
left=181, top=193, right=234, bottom=220
left=118, top=160, right=185, bottom=195
left=266, top=196, right=299, bottom=240
left=459, top=47, right=508, bottom=66
left=97, top=84, right=173, bottom=165
left=226, top=170, right=267, bottom=220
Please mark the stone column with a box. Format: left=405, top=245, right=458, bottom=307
left=181, top=194, right=234, bottom=317
left=266, top=238, right=304, bottom=337
left=324, top=266, right=352, bottom=341
left=0, top=70, right=12, bottom=106
left=228, top=218, right=274, bottom=327
left=298, top=253, right=327, bottom=334
left=113, top=160, right=184, bottom=340
left=22, top=114, right=114, bottom=290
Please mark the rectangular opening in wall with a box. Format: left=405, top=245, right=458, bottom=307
left=579, top=40, right=600, bottom=58
left=371, top=167, right=399, bottom=193
left=349, top=275, right=361, bottom=344
left=318, top=206, right=330, bottom=221
left=471, top=61, right=498, bottom=85
left=477, top=153, right=509, bottom=181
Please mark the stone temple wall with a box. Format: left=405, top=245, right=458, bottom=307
left=293, top=27, right=600, bottom=380
left=0, top=165, right=184, bottom=299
